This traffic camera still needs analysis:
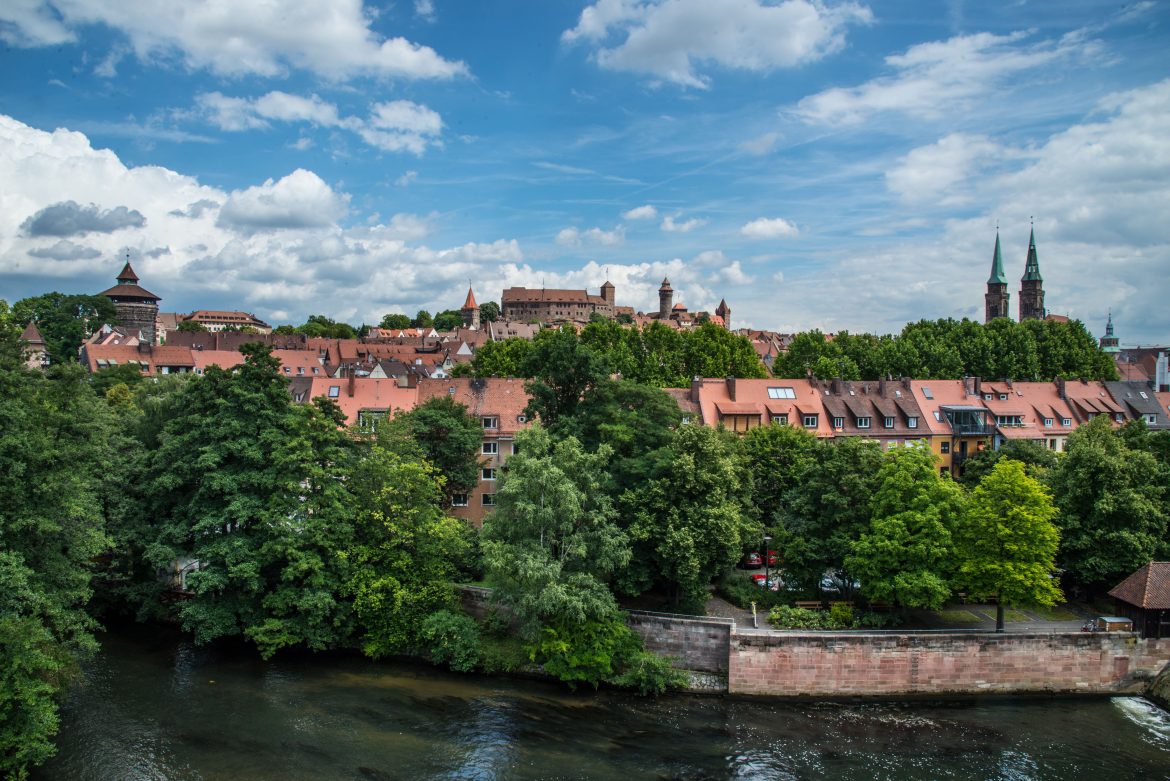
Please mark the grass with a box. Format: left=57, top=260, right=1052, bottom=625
left=1027, top=605, right=1080, bottom=621
left=1003, top=609, right=1030, bottom=623
left=935, top=609, right=982, bottom=624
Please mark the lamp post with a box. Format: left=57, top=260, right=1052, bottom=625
left=763, top=534, right=772, bottom=593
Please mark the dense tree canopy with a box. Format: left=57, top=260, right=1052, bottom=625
left=12, top=292, right=118, bottom=364
left=378, top=395, right=483, bottom=507
left=379, top=313, right=412, bottom=330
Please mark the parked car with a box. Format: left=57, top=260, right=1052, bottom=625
left=750, top=573, right=782, bottom=591
left=765, top=550, right=780, bottom=567
left=739, top=551, right=762, bottom=569
left=820, top=570, right=860, bottom=594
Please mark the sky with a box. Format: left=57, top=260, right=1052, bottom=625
left=0, top=1, right=1168, bottom=343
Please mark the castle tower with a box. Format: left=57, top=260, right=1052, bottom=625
left=1099, top=311, right=1120, bottom=353
left=984, top=230, right=1010, bottom=322
left=600, top=280, right=615, bottom=308
left=658, top=277, right=673, bottom=320
left=1018, top=226, right=1045, bottom=321
left=716, top=298, right=731, bottom=330
left=461, top=286, right=480, bottom=330
left=100, top=256, right=160, bottom=343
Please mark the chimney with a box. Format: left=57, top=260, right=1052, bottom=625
left=974, top=377, right=982, bottom=397
left=831, top=379, right=842, bottom=395
left=347, top=367, right=355, bottom=398
left=726, top=376, right=737, bottom=401
left=901, top=376, right=912, bottom=391
left=1157, top=352, right=1169, bottom=392
left=690, top=376, right=702, bottom=403
left=878, top=378, right=886, bottom=396
left=1056, top=377, right=1067, bottom=400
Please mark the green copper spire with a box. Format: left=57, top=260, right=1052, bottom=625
left=1022, top=226, right=1043, bottom=282
left=987, top=231, right=1007, bottom=284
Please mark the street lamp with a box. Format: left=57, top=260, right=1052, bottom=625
left=763, top=535, right=772, bottom=593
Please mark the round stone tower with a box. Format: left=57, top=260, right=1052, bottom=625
left=100, top=257, right=161, bottom=343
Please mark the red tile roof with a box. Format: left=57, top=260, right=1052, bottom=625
left=416, top=377, right=533, bottom=436
left=1109, top=562, right=1170, bottom=609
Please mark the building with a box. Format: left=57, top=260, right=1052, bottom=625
left=686, top=377, right=834, bottom=436
left=1105, top=381, right=1168, bottom=430
left=180, top=310, right=272, bottom=333
left=99, top=259, right=161, bottom=344
left=1019, top=227, right=1045, bottom=321
left=501, top=283, right=615, bottom=324
left=910, top=379, right=992, bottom=477
left=984, top=231, right=1010, bottom=322
left=1099, top=312, right=1120, bottom=353
left=979, top=380, right=1077, bottom=452
left=461, top=287, right=481, bottom=330
left=817, top=378, right=927, bottom=450
left=1108, top=562, right=1170, bottom=639
left=19, top=322, right=48, bottom=369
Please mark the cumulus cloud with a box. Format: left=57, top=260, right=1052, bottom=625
left=396, top=170, right=418, bottom=187
left=216, top=169, right=349, bottom=234
left=168, top=199, right=220, bottom=219
left=27, top=239, right=102, bottom=260
left=0, top=0, right=468, bottom=81
left=796, top=30, right=1099, bottom=125
left=21, top=200, right=145, bottom=236
left=414, top=0, right=436, bottom=22
left=555, top=225, right=626, bottom=247
left=562, top=0, right=872, bottom=88
left=622, top=204, right=658, bottom=220
left=885, top=133, right=1012, bottom=205
left=741, top=216, right=799, bottom=238
left=661, top=215, right=706, bottom=232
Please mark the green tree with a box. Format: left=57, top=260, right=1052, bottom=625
left=957, top=438, right=1059, bottom=488
left=623, top=425, right=755, bottom=611
left=0, top=364, right=114, bottom=776
left=296, top=315, right=357, bottom=339
left=739, top=422, right=820, bottom=525
left=13, top=292, right=118, bottom=364
left=379, top=395, right=483, bottom=507
left=175, top=319, right=207, bottom=332
left=846, top=446, right=963, bottom=609
left=681, top=322, right=768, bottom=380
left=346, top=444, right=468, bottom=658
left=412, top=310, right=434, bottom=328
left=953, top=460, right=1062, bottom=631
left=522, top=325, right=609, bottom=426
left=465, top=337, right=533, bottom=377
left=379, top=313, right=412, bottom=330
left=433, top=309, right=463, bottom=331
left=479, top=301, right=501, bottom=323
left=89, top=362, right=147, bottom=397
left=1049, top=416, right=1169, bottom=588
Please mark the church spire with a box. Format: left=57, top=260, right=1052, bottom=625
left=1022, top=225, right=1042, bottom=282
left=987, top=230, right=1007, bottom=284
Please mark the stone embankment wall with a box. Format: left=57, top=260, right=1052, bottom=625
left=729, top=631, right=1170, bottom=697
left=626, top=611, right=732, bottom=675
left=1149, top=661, right=1170, bottom=710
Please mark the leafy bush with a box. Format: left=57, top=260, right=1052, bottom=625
left=716, top=571, right=788, bottom=611
left=528, top=618, right=639, bottom=689
left=767, top=605, right=851, bottom=630
left=828, top=602, right=854, bottom=627
left=857, top=611, right=902, bottom=629
left=420, top=610, right=481, bottom=673
left=478, top=635, right=529, bottom=674
left=610, top=649, right=686, bottom=696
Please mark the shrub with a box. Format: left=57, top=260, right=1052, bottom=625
left=857, top=611, right=902, bottom=629
left=828, top=602, right=854, bottom=627
left=420, top=610, right=481, bottom=673
left=478, top=635, right=529, bottom=674
left=528, top=618, right=639, bottom=689
left=610, top=649, right=686, bottom=696
left=716, top=570, right=789, bottom=611
left=767, top=605, right=851, bottom=630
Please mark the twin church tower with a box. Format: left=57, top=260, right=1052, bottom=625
left=984, top=226, right=1046, bottom=324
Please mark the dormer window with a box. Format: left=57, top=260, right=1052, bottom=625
left=883, top=416, right=894, bottom=428
left=1062, top=418, right=1071, bottom=426
left=998, top=394, right=1008, bottom=401
left=772, top=414, right=788, bottom=425
left=984, top=393, right=993, bottom=400
left=1044, top=417, right=1053, bottom=427
left=803, top=414, right=818, bottom=428
left=482, top=416, right=498, bottom=429
left=907, top=416, right=918, bottom=429
left=856, top=416, right=871, bottom=429
left=832, top=416, right=844, bottom=429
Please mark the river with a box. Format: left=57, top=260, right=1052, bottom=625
left=36, top=626, right=1170, bottom=781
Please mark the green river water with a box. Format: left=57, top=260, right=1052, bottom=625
left=35, top=626, right=1170, bottom=780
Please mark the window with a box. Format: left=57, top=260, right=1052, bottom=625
left=1145, top=414, right=1158, bottom=425
left=802, top=414, right=818, bottom=428
left=1140, top=391, right=1149, bottom=399
left=907, top=416, right=918, bottom=429
left=482, top=416, right=498, bottom=429
left=448, top=386, right=456, bottom=395
left=482, top=442, right=498, bottom=455
left=832, top=416, right=844, bottom=429
left=771, top=414, right=788, bottom=425
left=283, top=367, right=291, bottom=374
left=999, top=394, right=1008, bottom=401
left=921, top=387, right=933, bottom=399
left=940, top=441, right=950, bottom=454
left=297, top=367, right=305, bottom=375
left=983, top=394, right=992, bottom=400
left=1048, top=439, right=1057, bottom=450
left=451, top=494, right=469, bottom=507
left=328, top=385, right=340, bottom=398
left=884, top=416, right=894, bottom=428
left=1062, top=418, right=1072, bottom=427
left=482, top=494, right=495, bottom=506
left=482, top=468, right=496, bottom=481
left=996, top=415, right=1024, bottom=427
left=856, top=416, right=871, bottom=429
left=517, top=414, right=527, bottom=423
left=358, top=410, right=387, bottom=432
left=767, top=387, right=796, bottom=399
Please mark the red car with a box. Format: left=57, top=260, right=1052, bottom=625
left=750, top=573, right=781, bottom=591
left=740, top=551, right=762, bottom=568
left=766, top=550, right=780, bottom=567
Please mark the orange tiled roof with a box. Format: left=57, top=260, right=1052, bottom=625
left=416, top=377, right=533, bottom=436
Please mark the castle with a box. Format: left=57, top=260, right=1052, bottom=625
left=984, top=226, right=1046, bottom=324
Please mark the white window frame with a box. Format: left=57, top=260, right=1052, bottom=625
left=482, top=467, right=496, bottom=481
left=451, top=493, right=469, bottom=507
left=1062, top=418, right=1072, bottom=427
left=883, top=416, right=894, bottom=429
left=907, top=416, right=918, bottom=429
left=856, top=416, right=871, bottom=429
left=1044, top=417, right=1053, bottom=427
left=482, top=441, right=498, bottom=455
left=832, top=416, right=844, bottom=429
left=768, top=387, right=796, bottom=399
left=482, top=416, right=498, bottom=429
left=771, top=414, right=788, bottom=425
left=328, top=386, right=340, bottom=398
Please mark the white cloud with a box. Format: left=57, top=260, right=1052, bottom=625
left=217, top=169, right=349, bottom=234
left=622, top=204, right=657, bottom=220
left=0, top=0, right=468, bottom=81
left=357, top=100, right=443, bottom=154
left=563, top=0, right=872, bottom=88
left=796, top=30, right=1099, bottom=125
left=396, top=170, right=418, bottom=187
left=414, top=0, right=436, bottom=22
left=740, top=216, right=799, bottom=238
left=738, top=131, right=780, bottom=155
left=885, top=133, right=1012, bottom=205
left=555, top=225, right=626, bottom=247
left=661, top=215, right=706, bottom=232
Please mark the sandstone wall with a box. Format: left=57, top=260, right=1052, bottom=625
left=627, top=611, right=733, bottom=674
left=729, top=631, right=1170, bottom=697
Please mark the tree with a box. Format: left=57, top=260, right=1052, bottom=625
left=846, top=446, right=963, bottom=609
left=12, top=292, right=118, bottom=364
left=432, top=309, right=463, bottom=331
left=465, top=337, right=532, bottom=377
left=681, top=322, right=768, bottom=380
left=89, top=362, right=147, bottom=397
left=346, top=444, right=468, bottom=658
left=479, top=301, right=501, bottom=323
left=1049, top=416, right=1168, bottom=588
left=953, top=460, right=1062, bottom=631
left=412, top=310, right=434, bottom=328
left=296, top=315, right=356, bottom=339
left=623, top=425, right=755, bottom=611
left=522, top=325, right=609, bottom=426
left=481, top=425, right=629, bottom=637
left=379, top=395, right=483, bottom=507
left=379, top=313, right=412, bottom=330
left=957, top=438, right=1059, bottom=488
left=175, top=319, right=207, bottom=332
left=0, top=364, right=114, bottom=776
left=739, top=421, right=819, bottom=525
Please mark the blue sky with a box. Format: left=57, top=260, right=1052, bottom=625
left=1, top=0, right=1168, bottom=342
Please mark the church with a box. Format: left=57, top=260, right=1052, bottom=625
left=984, top=226, right=1047, bottom=323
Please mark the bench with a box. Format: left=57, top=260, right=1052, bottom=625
left=795, top=600, right=824, bottom=610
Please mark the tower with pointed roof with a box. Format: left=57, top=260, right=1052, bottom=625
left=1099, top=311, right=1120, bottom=353
left=461, top=286, right=480, bottom=330
left=100, top=255, right=161, bottom=343
left=1018, top=226, right=1045, bottom=321
left=984, top=231, right=1010, bottom=323
left=658, top=277, right=673, bottom=320
left=600, top=279, right=615, bottom=308
left=716, top=298, right=731, bottom=330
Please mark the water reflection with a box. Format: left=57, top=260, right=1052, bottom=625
left=35, top=627, right=1170, bottom=781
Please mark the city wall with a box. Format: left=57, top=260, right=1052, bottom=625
left=626, top=610, right=732, bottom=675
left=729, top=631, right=1170, bottom=698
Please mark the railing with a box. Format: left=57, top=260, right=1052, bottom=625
left=949, top=423, right=991, bottom=435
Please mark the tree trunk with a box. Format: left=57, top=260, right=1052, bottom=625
left=996, top=599, right=1005, bottom=633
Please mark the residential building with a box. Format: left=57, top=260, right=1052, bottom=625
left=979, top=380, right=1077, bottom=452
left=911, top=379, right=993, bottom=476
left=180, top=310, right=272, bottom=333
left=688, top=377, right=834, bottom=437
left=1105, top=381, right=1168, bottom=430
left=816, top=378, right=927, bottom=450
left=1058, top=378, right=1128, bottom=426
left=289, top=375, right=417, bottom=431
